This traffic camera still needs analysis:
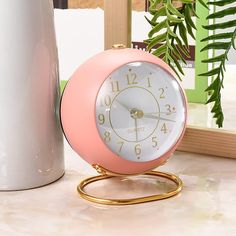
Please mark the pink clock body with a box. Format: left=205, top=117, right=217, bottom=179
left=60, top=48, right=187, bottom=175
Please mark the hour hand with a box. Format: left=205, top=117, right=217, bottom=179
left=143, top=114, right=176, bottom=122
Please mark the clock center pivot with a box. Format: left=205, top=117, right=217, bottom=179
left=130, top=108, right=144, bottom=119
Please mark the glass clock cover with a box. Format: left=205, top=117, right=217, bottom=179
left=95, top=62, right=186, bottom=162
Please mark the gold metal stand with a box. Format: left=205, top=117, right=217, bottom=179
left=77, top=166, right=183, bottom=205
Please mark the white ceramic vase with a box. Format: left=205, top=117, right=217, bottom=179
left=0, top=0, right=64, bottom=190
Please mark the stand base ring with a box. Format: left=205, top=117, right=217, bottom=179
left=77, top=171, right=183, bottom=205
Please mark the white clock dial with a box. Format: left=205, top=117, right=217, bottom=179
left=95, top=62, right=186, bottom=162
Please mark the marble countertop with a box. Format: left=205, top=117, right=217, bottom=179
left=1, top=142, right=236, bottom=236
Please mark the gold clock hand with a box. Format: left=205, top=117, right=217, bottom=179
left=134, top=118, right=138, bottom=142
left=130, top=109, right=139, bottom=142
left=143, top=114, right=176, bottom=122
left=145, top=111, right=176, bottom=115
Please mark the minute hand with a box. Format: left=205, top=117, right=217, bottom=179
left=143, top=114, right=176, bottom=122
left=116, top=100, right=131, bottom=112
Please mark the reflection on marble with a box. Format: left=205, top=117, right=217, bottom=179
left=86, top=175, right=176, bottom=199
left=1, top=142, right=236, bottom=236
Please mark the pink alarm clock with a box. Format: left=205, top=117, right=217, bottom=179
left=60, top=45, right=187, bottom=175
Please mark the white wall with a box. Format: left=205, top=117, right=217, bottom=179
left=54, top=9, right=104, bottom=81
left=54, top=9, right=195, bottom=90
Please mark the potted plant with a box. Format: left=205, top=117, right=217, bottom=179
left=145, top=0, right=236, bottom=127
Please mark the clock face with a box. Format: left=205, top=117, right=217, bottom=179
left=95, top=62, right=186, bottom=162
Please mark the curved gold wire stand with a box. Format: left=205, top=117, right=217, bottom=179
left=77, top=165, right=183, bottom=205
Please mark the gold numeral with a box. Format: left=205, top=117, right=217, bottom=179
left=165, top=104, right=176, bottom=115
left=104, top=95, right=111, bottom=106
left=165, top=104, right=171, bottom=114
left=161, top=123, right=168, bottom=134
left=126, top=73, right=138, bottom=85
left=100, top=95, right=112, bottom=107
left=159, top=88, right=165, bottom=99
left=111, top=81, right=120, bottom=92
left=152, top=136, right=158, bottom=147
left=118, top=141, right=124, bottom=153
left=104, top=131, right=111, bottom=142
left=135, top=144, right=141, bottom=156
left=98, top=114, right=105, bottom=125
left=147, top=77, right=152, bottom=88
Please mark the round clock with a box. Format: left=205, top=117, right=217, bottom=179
left=60, top=45, right=187, bottom=176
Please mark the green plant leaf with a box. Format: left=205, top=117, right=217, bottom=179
left=145, top=16, right=158, bottom=27
left=185, top=4, right=196, bottom=30
left=198, top=0, right=209, bottom=9
left=149, top=0, right=162, bottom=14
left=205, top=77, right=224, bottom=127
left=167, top=27, right=178, bottom=38
left=206, top=90, right=218, bottom=103
left=201, top=42, right=230, bottom=51
left=169, top=63, right=182, bottom=80
left=232, top=30, right=236, bottom=50
left=148, top=19, right=167, bottom=38
left=179, top=0, right=194, bottom=3
left=202, top=54, right=225, bottom=63
left=205, top=77, right=221, bottom=92
left=152, top=6, right=166, bottom=21
left=201, top=32, right=233, bottom=42
left=216, top=114, right=224, bottom=128
left=208, top=0, right=235, bottom=6
left=200, top=12, right=236, bottom=128
left=175, top=37, right=191, bottom=57
left=147, top=33, right=167, bottom=50
left=186, top=19, right=196, bottom=39
left=211, top=102, right=221, bottom=113
left=171, top=43, right=187, bottom=64
left=166, top=9, right=183, bottom=23
left=203, top=19, right=236, bottom=30
left=167, top=0, right=184, bottom=18
left=213, top=103, right=223, bottom=115
left=152, top=44, right=166, bottom=57
left=188, top=3, right=198, bottom=17
left=199, top=67, right=221, bottom=76
left=145, top=1, right=193, bottom=94
left=166, top=40, right=174, bottom=51
left=207, top=6, right=236, bottom=19
left=169, top=54, right=185, bottom=75
left=178, top=23, right=189, bottom=46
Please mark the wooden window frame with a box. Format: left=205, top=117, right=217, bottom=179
left=54, top=0, right=68, bottom=9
